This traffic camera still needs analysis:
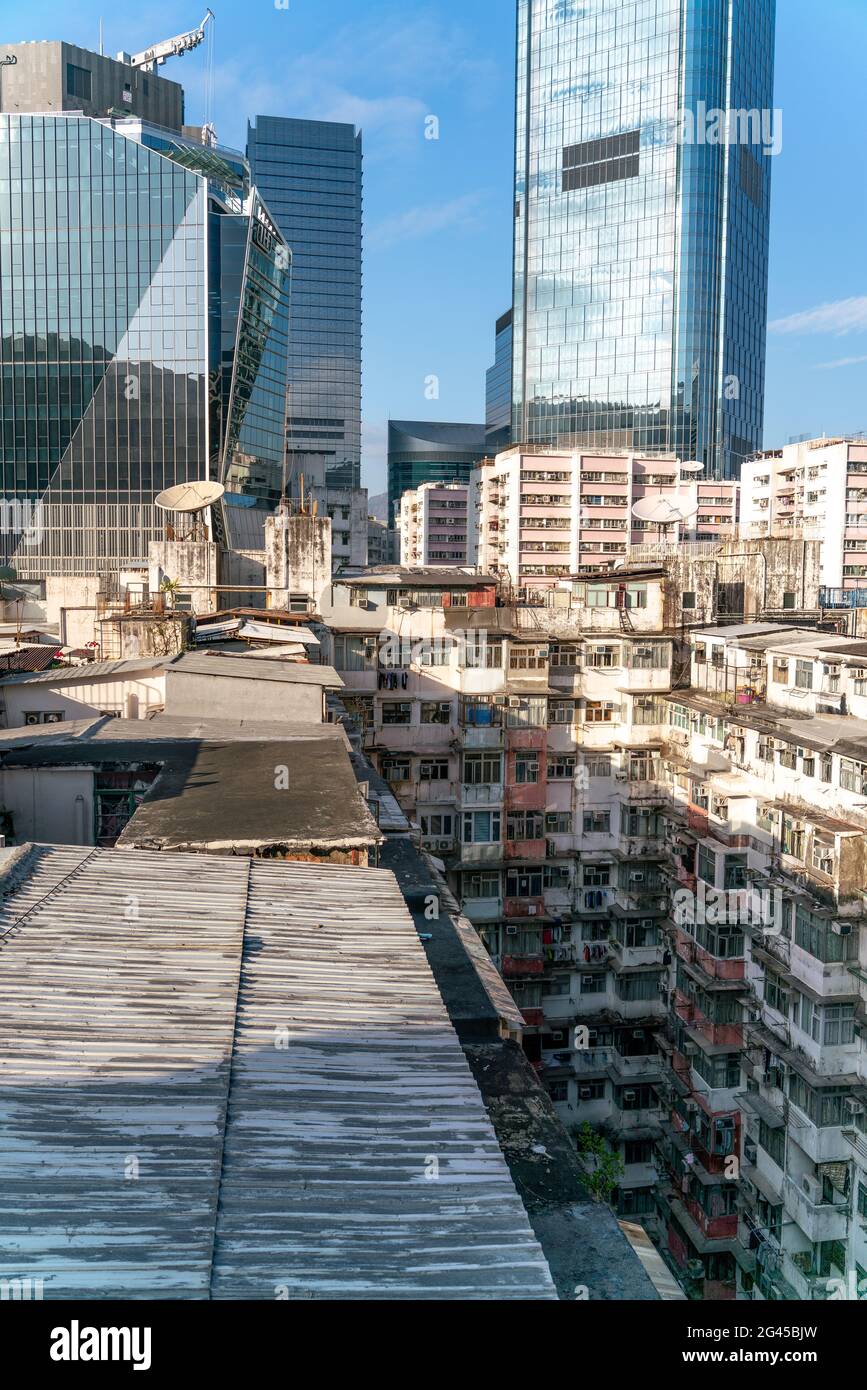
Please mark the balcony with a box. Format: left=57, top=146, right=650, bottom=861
left=461, top=726, right=504, bottom=750
left=460, top=781, right=504, bottom=806
left=504, top=896, right=546, bottom=919
left=783, top=1176, right=850, bottom=1244
left=457, top=843, right=501, bottom=865
left=461, top=896, right=503, bottom=924
left=502, top=954, right=545, bottom=978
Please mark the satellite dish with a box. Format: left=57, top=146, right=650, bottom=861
left=155, top=480, right=225, bottom=514
left=632, top=494, right=699, bottom=526
left=678, top=459, right=705, bottom=475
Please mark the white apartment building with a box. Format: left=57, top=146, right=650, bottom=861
left=468, top=448, right=739, bottom=591
left=740, top=437, right=867, bottom=595
left=399, top=482, right=469, bottom=567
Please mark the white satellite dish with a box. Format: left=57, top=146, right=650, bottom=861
left=632, top=494, right=699, bottom=527
left=155, top=480, right=225, bottom=514
left=678, top=459, right=705, bottom=477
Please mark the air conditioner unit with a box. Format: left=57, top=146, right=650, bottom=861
left=744, top=1140, right=758, bottom=1166
left=802, top=1174, right=822, bottom=1204
left=582, top=975, right=595, bottom=987
left=508, top=697, right=522, bottom=708
left=579, top=1087, right=593, bottom=1100
left=632, top=1029, right=646, bottom=1040
left=832, top=921, right=853, bottom=936
left=506, top=925, right=519, bottom=935
left=527, top=904, right=538, bottom=915
left=614, top=772, right=628, bottom=781
left=623, top=1089, right=637, bottom=1103
left=845, top=1096, right=865, bottom=1117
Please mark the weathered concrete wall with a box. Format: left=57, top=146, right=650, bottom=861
left=42, top=576, right=103, bottom=649
left=662, top=538, right=822, bottom=627
left=266, top=513, right=332, bottom=610
left=1, top=673, right=166, bottom=726
left=0, top=767, right=93, bottom=845
left=149, top=542, right=220, bottom=615
left=164, top=670, right=324, bottom=723
left=221, top=549, right=267, bottom=609
left=99, top=615, right=191, bottom=659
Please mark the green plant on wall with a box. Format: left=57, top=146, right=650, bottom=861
left=576, top=1121, right=624, bottom=1203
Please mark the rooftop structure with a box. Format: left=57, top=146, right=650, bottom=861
left=0, top=845, right=557, bottom=1299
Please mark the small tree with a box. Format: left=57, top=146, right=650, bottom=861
left=159, top=577, right=181, bottom=609
left=575, top=1122, right=624, bottom=1203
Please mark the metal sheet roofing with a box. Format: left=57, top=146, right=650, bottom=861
left=166, top=652, right=341, bottom=686
left=0, top=658, right=171, bottom=687
left=0, top=847, right=556, bottom=1300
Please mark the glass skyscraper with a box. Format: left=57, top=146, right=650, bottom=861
left=485, top=308, right=513, bottom=454
left=0, top=111, right=291, bottom=574
left=512, top=0, right=776, bottom=479
left=247, top=116, right=362, bottom=491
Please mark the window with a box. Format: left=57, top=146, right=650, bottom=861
left=548, top=699, right=576, bottom=724
left=840, top=758, right=867, bottom=794
left=381, top=701, right=412, bottom=725
left=547, top=754, right=576, bottom=780
left=509, top=645, right=548, bottom=670
left=625, top=1139, right=654, bottom=1165
left=758, top=1119, right=785, bottom=1168
left=514, top=753, right=539, bottom=784
left=333, top=634, right=377, bottom=671
left=584, top=754, right=612, bottom=778
left=583, top=700, right=618, bottom=723
left=698, top=845, right=716, bottom=886
left=562, top=130, right=640, bottom=191
left=544, top=864, right=570, bottom=888
left=794, top=659, right=814, bottom=690
left=419, top=759, right=449, bottom=781
left=764, top=970, right=790, bottom=1016
left=66, top=63, right=92, bottom=99
left=460, top=696, right=501, bottom=727
left=772, top=657, right=789, bottom=683
left=795, top=906, right=855, bottom=964
left=415, top=641, right=451, bottom=668
left=580, top=975, right=606, bottom=994
left=505, top=697, right=546, bottom=728
left=381, top=757, right=411, bottom=783
left=629, top=643, right=667, bottom=670
left=463, top=636, right=502, bottom=669
left=420, top=700, right=452, bottom=725
left=506, top=867, right=543, bottom=897
left=507, top=810, right=544, bottom=841
left=420, top=813, right=453, bottom=841
left=462, top=871, right=500, bottom=899
left=586, top=644, right=618, bottom=668
left=583, top=810, right=610, bottom=834
left=463, top=752, right=502, bottom=785
left=545, top=812, right=572, bottom=834
left=550, top=643, right=581, bottom=668
left=583, top=864, right=611, bottom=887
left=462, top=810, right=501, bottom=844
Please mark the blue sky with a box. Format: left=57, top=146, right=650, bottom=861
left=10, top=0, right=867, bottom=493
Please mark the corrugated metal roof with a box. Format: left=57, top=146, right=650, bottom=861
left=167, top=653, right=341, bottom=686
left=0, top=847, right=555, bottom=1300
left=0, top=658, right=171, bottom=687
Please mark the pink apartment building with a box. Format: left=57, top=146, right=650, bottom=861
left=399, top=481, right=469, bottom=567
left=468, top=448, right=739, bottom=591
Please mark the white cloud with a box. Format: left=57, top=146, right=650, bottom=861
left=815, top=354, right=867, bottom=370
left=769, top=297, right=867, bottom=336
left=368, top=193, right=486, bottom=251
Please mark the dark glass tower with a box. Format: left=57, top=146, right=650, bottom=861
left=247, top=116, right=363, bottom=491
left=387, top=420, right=486, bottom=531
left=0, top=112, right=291, bottom=574
left=512, top=0, right=776, bottom=480
left=485, top=308, right=513, bottom=454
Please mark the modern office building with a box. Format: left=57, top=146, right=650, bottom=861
left=485, top=308, right=512, bottom=454
left=387, top=419, right=486, bottom=531
left=511, top=0, right=776, bottom=478
left=247, top=116, right=363, bottom=491
left=0, top=107, right=291, bottom=575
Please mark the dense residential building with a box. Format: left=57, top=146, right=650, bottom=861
left=387, top=419, right=486, bottom=530
left=367, top=516, right=393, bottom=567
left=0, top=104, right=291, bottom=575
left=511, top=0, right=776, bottom=478
left=740, top=437, right=867, bottom=594
left=247, top=116, right=363, bottom=490
left=323, top=538, right=867, bottom=1302
left=399, top=482, right=469, bottom=567
left=469, top=449, right=739, bottom=589
left=485, top=308, right=513, bottom=454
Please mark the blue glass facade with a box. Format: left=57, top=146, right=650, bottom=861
left=0, top=113, right=290, bottom=573
left=247, top=117, right=362, bottom=491
left=485, top=308, right=513, bottom=454
left=512, top=0, right=776, bottom=479
left=387, top=420, right=486, bottom=530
